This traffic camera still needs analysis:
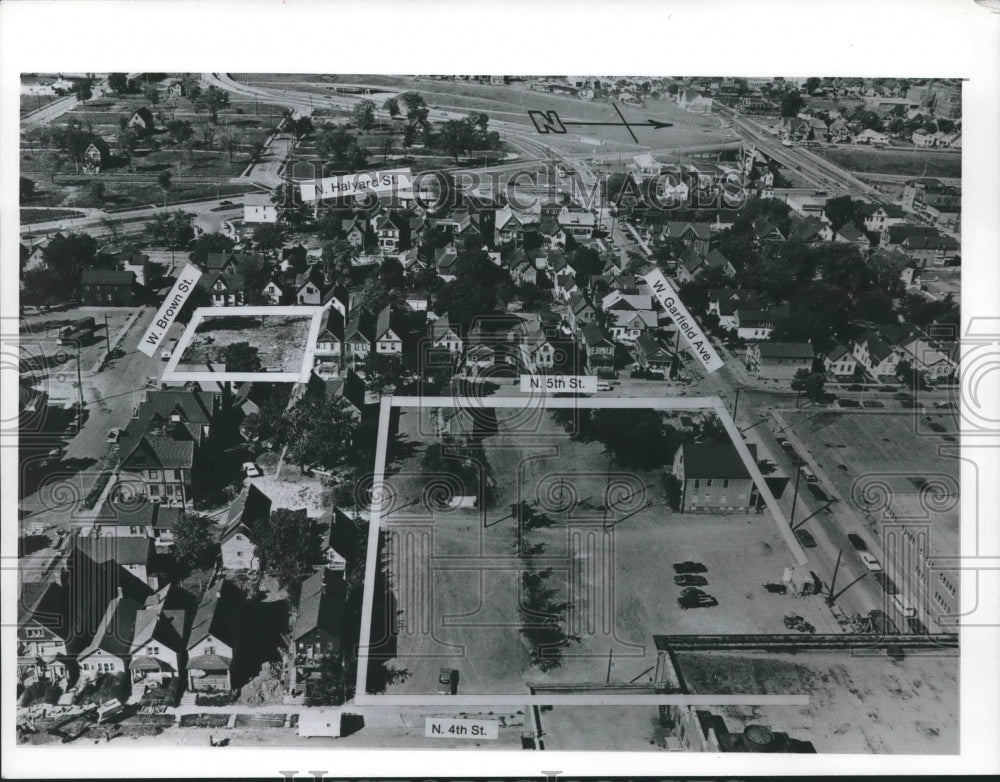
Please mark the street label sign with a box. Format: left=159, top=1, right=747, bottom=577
left=299, top=167, right=413, bottom=202
left=137, top=264, right=202, bottom=357
left=425, top=718, right=498, bottom=740
left=642, top=268, right=724, bottom=373
left=520, top=375, right=598, bottom=393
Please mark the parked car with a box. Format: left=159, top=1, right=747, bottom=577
left=892, top=595, right=917, bottom=618
left=160, top=338, right=178, bottom=361
left=799, top=466, right=818, bottom=483
left=677, top=588, right=718, bottom=610
left=933, top=401, right=955, bottom=409
left=847, top=533, right=868, bottom=551
left=859, top=551, right=883, bottom=572
left=861, top=400, right=885, bottom=408
left=674, top=574, right=708, bottom=587
left=673, top=561, right=708, bottom=574
left=242, top=462, right=262, bottom=479
left=106, top=428, right=122, bottom=443
left=795, top=529, right=817, bottom=548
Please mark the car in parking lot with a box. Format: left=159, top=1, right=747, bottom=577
left=242, top=462, right=263, bottom=479
left=106, top=428, right=122, bottom=443
left=859, top=551, right=883, bottom=572
left=861, top=400, right=885, bottom=408
left=933, top=401, right=955, bottom=409
left=673, top=561, right=708, bottom=574
left=794, top=529, right=817, bottom=548
left=674, top=574, right=708, bottom=587
left=677, top=588, right=718, bottom=610
left=799, top=466, right=818, bottom=482
left=776, top=437, right=792, bottom=451
left=847, top=533, right=868, bottom=551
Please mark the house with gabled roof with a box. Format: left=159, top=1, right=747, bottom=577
left=834, top=222, right=871, bottom=250
left=294, top=267, right=327, bottom=305
left=342, top=215, right=373, bottom=252
left=199, top=267, right=247, bottom=307
left=220, top=484, right=273, bottom=571
left=752, top=216, right=786, bottom=244
left=581, top=322, right=615, bottom=371
left=864, top=204, right=907, bottom=234
left=314, top=307, right=344, bottom=365
left=788, top=215, right=834, bottom=244
left=675, top=247, right=705, bottom=283
left=373, top=210, right=412, bottom=254
left=320, top=507, right=360, bottom=570
left=80, top=268, right=137, bottom=306
left=127, top=106, right=155, bottom=135
left=824, top=343, right=859, bottom=377
left=82, top=136, right=111, bottom=173
left=633, top=333, right=674, bottom=375
left=261, top=275, right=287, bottom=306
left=852, top=330, right=899, bottom=377
left=703, top=249, right=736, bottom=278
left=429, top=314, right=463, bottom=355
left=293, top=568, right=347, bottom=662
left=565, top=292, right=597, bottom=332
left=539, top=220, right=567, bottom=249
left=187, top=579, right=245, bottom=692
left=18, top=581, right=74, bottom=687
left=495, top=206, right=529, bottom=246
left=663, top=221, right=712, bottom=256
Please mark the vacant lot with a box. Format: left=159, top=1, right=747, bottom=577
left=816, top=147, right=960, bottom=179
left=372, top=404, right=824, bottom=697
left=180, top=313, right=314, bottom=374
left=677, top=650, right=958, bottom=754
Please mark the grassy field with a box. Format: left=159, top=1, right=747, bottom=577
left=815, top=146, right=961, bottom=179
left=372, top=404, right=823, bottom=697
left=20, top=208, right=85, bottom=224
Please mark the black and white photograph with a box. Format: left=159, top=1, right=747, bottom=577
left=2, top=1, right=998, bottom=779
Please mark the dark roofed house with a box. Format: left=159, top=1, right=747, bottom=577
left=321, top=507, right=360, bottom=570
left=581, top=322, right=615, bottom=370
left=633, top=333, right=675, bottom=375
left=82, top=136, right=111, bottom=173
left=292, top=568, right=348, bottom=698
left=672, top=440, right=758, bottom=512
left=187, top=579, right=245, bottom=692
left=80, top=268, right=136, bottom=306
left=746, top=342, right=814, bottom=380
left=220, top=484, right=272, bottom=571
left=17, top=581, right=74, bottom=687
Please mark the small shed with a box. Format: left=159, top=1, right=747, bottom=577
left=298, top=709, right=341, bottom=738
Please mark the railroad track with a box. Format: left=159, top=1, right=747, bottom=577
left=653, top=632, right=958, bottom=652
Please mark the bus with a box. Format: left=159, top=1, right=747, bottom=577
left=56, top=317, right=96, bottom=346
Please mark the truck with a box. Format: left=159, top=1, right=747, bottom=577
left=57, top=317, right=96, bottom=346
left=160, top=338, right=178, bottom=361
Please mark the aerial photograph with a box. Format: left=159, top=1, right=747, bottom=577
left=15, top=72, right=962, bottom=754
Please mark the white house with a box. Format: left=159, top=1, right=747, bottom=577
left=243, top=193, right=278, bottom=224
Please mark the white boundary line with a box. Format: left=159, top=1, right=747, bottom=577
left=160, top=305, right=323, bottom=383
left=354, top=394, right=809, bottom=706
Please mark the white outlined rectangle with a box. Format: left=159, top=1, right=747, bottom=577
left=355, top=394, right=809, bottom=707
left=160, top=305, right=324, bottom=383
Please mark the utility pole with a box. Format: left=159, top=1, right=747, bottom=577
left=103, top=314, right=111, bottom=356
left=606, top=648, right=613, bottom=684
left=789, top=466, right=802, bottom=527
left=75, top=343, right=84, bottom=427
left=733, top=385, right=743, bottom=420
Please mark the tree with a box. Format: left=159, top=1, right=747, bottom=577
left=362, top=353, right=410, bottom=397
left=352, top=99, right=376, bottom=132
left=19, top=176, right=35, bottom=200
left=157, top=169, right=172, bottom=192
left=189, top=232, right=234, bottom=266
left=936, top=117, right=955, bottom=134
left=254, top=508, right=323, bottom=588
left=804, top=77, right=822, bottom=95
left=117, top=127, right=139, bottom=159
left=74, top=78, right=93, bottom=101
left=780, top=91, right=804, bottom=117
left=108, top=73, right=129, bottom=94
left=823, top=195, right=866, bottom=232
left=383, top=97, right=400, bottom=117
left=166, top=119, right=194, bottom=145
left=172, top=513, right=217, bottom=571
left=431, top=250, right=509, bottom=333
left=89, top=180, right=106, bottom=203
left=221, top=341, right=261, bottom=372
left=305, top=650, right=350, bottom=706
left=143, top=83, right=160, bottom=106
left=144, top=210, right=194, bottom=249
left=235, top=252, right=273, bottom=305
left=380, top=136, right=393, bottom=162
left=252, top=222, right=284, bottom=253
left=280, top=396, right=360, bottom=471
left=292, top=115, right=314, bottom=137
left=791, top=369, right=826, bottom=402
left=41, top=232, right=98, bottom=285
left=193, top=85, right=230, bottom=123
left=398, top=91, right=427, bottom=119
left=21, top=266, right=70, bottom=306
left=320, top=239, right=359, bottom=282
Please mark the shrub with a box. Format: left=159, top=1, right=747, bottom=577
left=20, top=681, right=48, bottom=707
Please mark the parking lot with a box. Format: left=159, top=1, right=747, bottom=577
left=372, top=404, right=830, bottom=697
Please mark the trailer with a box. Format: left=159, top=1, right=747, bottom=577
left=57, top=317, right=97, bottom=346
left=297, top=709, right=341, bottom=738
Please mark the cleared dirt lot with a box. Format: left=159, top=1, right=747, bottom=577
left=180, top=313, right=314, bottom=373
left=677, top=650, right=958, bottom=754
left=373, top=405, right=827, bottom=697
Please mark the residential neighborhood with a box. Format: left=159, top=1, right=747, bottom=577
left=14, top=71, right=965, bottom=757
